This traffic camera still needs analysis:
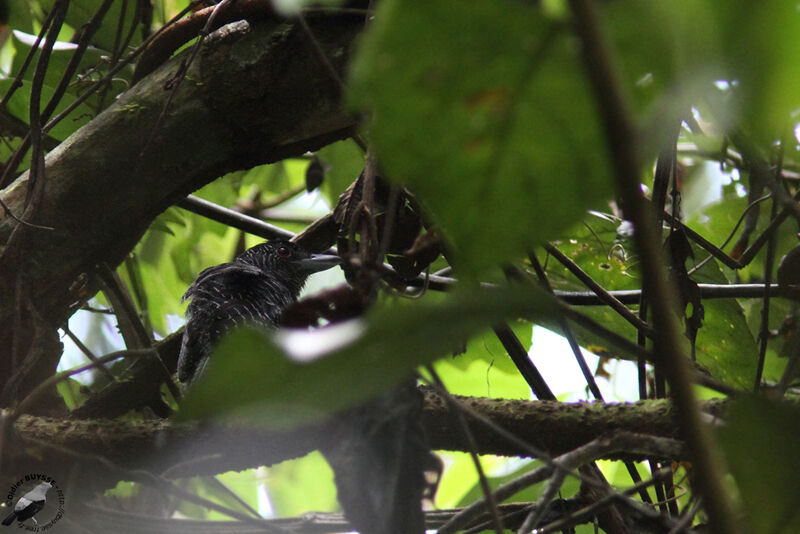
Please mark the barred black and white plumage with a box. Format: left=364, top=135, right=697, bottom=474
left=178, top=240, right=340, bottom=383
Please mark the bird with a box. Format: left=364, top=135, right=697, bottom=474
left=2, top=482, right=52, bottom=526
left=178, top=239, right=433, bottom=532
left=178, top=239, right=341, bottom=383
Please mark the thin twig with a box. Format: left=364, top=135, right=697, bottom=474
left=516, top=468, right=567, bottom=534
left=60, top=324, right=117, bottom=382
left=567, top=2, right=740, bottom=532
left=493, top=323, right=554, bottom=400
left=26, top=1, right=68, bottom=212
left=426, top=366, right=505, bottom=534
left=139, top=0, right=234, bottom=158
left=20, top=435, right=282, bottom=529
left=543, top=243, right=650, bottom=333
left=0, top=0, right=112, bottom=195
left=41, top=0, right=115, bottom=121
left=535, top=467, right=677, bottom=534
left=525, top=253, right=652, bottom=505
left=13, top=349, right=153, bottom=421
left=438, top=433, right=683, bottom=534
left=178, top=194, right=296, bottom=242
left=686, top=193, right=771, bottom=275
left=296, top=13, right=346, bottom=91
left=755, top=143, right=785, bottom=392
left=41, top=3, right=197, bottom=137
left=0, top=4, right=57, bottom=110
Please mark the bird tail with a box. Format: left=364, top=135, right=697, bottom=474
left=2, top=512, right=17, bottom=525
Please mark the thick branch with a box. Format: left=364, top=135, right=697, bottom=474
left=5, top=393, right=727, bottom=485
left=0, top=13, right=363, bottom=377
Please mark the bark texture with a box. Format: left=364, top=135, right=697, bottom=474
left=4, top=393, right=725, bottom=493
left=0, top=13, right=363, bottom=393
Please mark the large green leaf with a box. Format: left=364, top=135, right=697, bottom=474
left=317, top=139, right=364, bottom=206
left=709, top=0, right=800, bottom=142
left=607, top=0, right=720, bottom=113
left=607, top=0, right=800, bottom=142
left=719, top=397, right=800, bottom=534
left=349, top=0, right=612, bottom=275
left=687, top=194, right=799, bottom=283
left=178, top=284, right=553, bottom=427
left=537, top=213, right=643, bottom=361
left=4, top=0, right=33, bottom=34
left=1, top=77, right=93, bottom=141
left=447, top=320, right=533, bottom=377
left=7, top=30, right=135, bottom=138
left=689, top=243, right=758, bottom=389
left=538, top=210, right=757, bottom=388
left=39, top=0, right=145, bottom=52
left=266, top=452, right=338, bottom=516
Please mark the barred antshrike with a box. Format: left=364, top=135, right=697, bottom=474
left=178, top=239, right=340, bottom=383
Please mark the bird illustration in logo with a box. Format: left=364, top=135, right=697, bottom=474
left=2, top=481, right=52, bottom=527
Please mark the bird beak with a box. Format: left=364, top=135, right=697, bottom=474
left=297, top=253, right=341, bottom=274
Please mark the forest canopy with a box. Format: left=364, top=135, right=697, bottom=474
left=2, top=1, right=800, bottom=533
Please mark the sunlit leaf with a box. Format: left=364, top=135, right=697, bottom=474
left=267, top=452, right=338, bottom=516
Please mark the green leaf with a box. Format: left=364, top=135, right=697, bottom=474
left=605, top=0, right=721, bottom=137
left=0, top=78, right=93, bottom=141
left=719, top=397, right=800, bottom=534
left=4, top=0, right=34, bottom=34
left=538, top=210, right=758, bottom=388
left=178, top=284, right=554, bottom=427
left=741, top=297, right=791, bottom=384
left=9, top=30, right=135, bottom=122
left=545, top=213, right=639, bottom=293
left=39, top=0, right=145, bottom=52
left=606, top=0, right=800, bottom=143
left=433, top=355, right=531, bottom=400
left=448, top=320, right=533, bottom=376
left=349, top=0, right=612, bottom=275
left=689, top=243, right=758, bottom=389
left=535, top=213, right=642, bottom=362
left=317, top=139, right=364, bottom=206
left=709, top=0, right=800, bottom=141
left=457, top=458, right=581, bottom=507
left=267, top=452, right=338, bottom=516
left=688, top=194, right=799, bottom=284
left=56, top=377, right=88, bottom=410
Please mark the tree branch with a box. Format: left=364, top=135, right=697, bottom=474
left=4, top=392, right=729, bottom=487
left=0, top=13, right=364, bottom=386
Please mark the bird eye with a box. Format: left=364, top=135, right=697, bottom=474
left=277, top=246, right=291, bottom=258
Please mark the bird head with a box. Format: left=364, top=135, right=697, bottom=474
left=28, top=482, right=52, bottom=500
left=238, top=240, right=341, bottom=292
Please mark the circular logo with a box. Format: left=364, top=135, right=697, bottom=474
left=2, top=474, right=64, bottom=531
